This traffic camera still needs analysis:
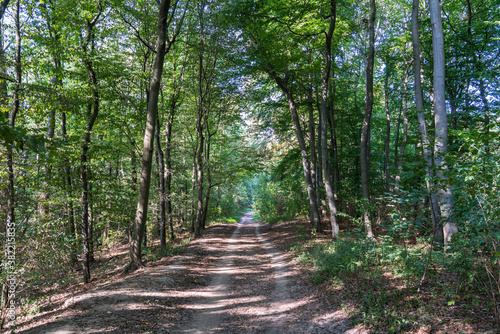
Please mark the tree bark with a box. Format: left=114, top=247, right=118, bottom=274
left=201, top=128, right=213, bottom=229
left=393, top=55, right=409, bottom=193
left=327, top=83, right=340, bottom=199
left=126, top=0, right=172, bottom=272
left=429, top=0, right=457, bottom=244
left=164, top=57, right=185, bottom=240
left=165, top=107, right=175, bottom=240
left=78, top=3, right=103, bottom=283
left=193, top=38, right=206, bottom=237
left=320, top=0, right=339, bottom=238
left=384, top=59, right=391, bottom=192
left=155, top=119, right=167, bottom=248
left=411, top=0, right=442, bottom=241
left=307, top=72, right=318, bottom=199
left=360, top=0, right=376, bottom=238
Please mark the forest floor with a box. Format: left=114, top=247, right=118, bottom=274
left=5, top=213, right=499, bottom=333
left=8, top=212, right=367, bottom=334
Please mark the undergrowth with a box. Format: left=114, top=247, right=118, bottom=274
left=292, top=228, right=499, bottom=332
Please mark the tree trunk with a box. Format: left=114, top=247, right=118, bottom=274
left=164, top=56, right=185, bottom=240
left=394, top=55, right=409, bottom=193
left=271, top=73, right=322, bottom=232
left=384, top=59, right=391, bottom=192
left=194, top=113, right=205, bottom=236
left=327, top=83, right=340, bottom=199
left=411, top=0, right=442, bottom=241
left=190, top=154, right=196, bottom=228
left=307, top=73, right=318, bottom=198
left=429, top=0, right=457, bottom=244
left=360, top=0, right=376, bottom=239
left=165, top=112, right=175, bottom=240
left=193, top=38, right=206, bottom=237
left=126, top=0, right=172, bottom=273
left=61, top=112, right=78, bottom=264
left=78, top=5, right=103, bottom=282
left=201, top=140, right=211, bottom=229
left=319, top=0, right=339, bottom=238
left=155, top=118, right=167, bottom=248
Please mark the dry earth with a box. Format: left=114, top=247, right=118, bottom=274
left=8, top=212, right=368, bottom=334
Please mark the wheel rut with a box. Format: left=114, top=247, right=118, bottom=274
left=180, top=212, right=294, bottom=333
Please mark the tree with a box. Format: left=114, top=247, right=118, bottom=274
left=319, top=0, right=340, bottom=238
left=126, top=0, right=175, bottom=272
left=78, top=0, right=103, bottom=284
left=360, top=0, right=376, bottom=238
left=428, top=0, right=458, bottom=243
left=411, top=0, right=442, bottom=241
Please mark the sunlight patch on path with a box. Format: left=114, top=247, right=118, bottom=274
left=181, top=221, right=243, bottom=333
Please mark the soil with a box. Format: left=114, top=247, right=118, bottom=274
left=7, top=213, right=368, bottom=334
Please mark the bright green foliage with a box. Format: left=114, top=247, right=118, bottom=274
left=252, top=172, right=308, bottom=224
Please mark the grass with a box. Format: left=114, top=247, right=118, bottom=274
left=290, top=226, right=499, bottom=333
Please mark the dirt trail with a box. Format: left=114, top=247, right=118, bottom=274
left=181, top=212, right=296, bottom=333
left=11, top=213, right=366, bottom=334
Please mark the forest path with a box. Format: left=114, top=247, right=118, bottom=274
left=13, top=213, right=366, bottom=334
left=179, top=212, right=296, bottom=333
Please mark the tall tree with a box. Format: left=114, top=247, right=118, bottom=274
left=126, top=0, right=174, bottom=272
left=360, top=0, right=376, bottom=238
left=411, top=0, right=442, bottom=241
left=428, top=0, right=458, bottom=243
left=319, top=0, right=340, bottom=238
left=79, top=1, right=103, bottom=283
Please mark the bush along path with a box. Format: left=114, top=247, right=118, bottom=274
left=11, top=213, right=366, bottom=334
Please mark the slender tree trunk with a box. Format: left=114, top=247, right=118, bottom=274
left=307, top=73, right=318, bottom=198
left=360, top=0, right=376, bottom=238
left=194, top=112, right=205, bottom=236
left=201, top=130, right=212, bottom=229
left=271, top=73, right=322, bottom=232
left=78, top=5, right=103, bottom=282
left=327, top=83, right=340, bottom=199
left=384, top=59, right=391, bottom=192
left=193, top=41, right=205, bottom=237
left=320, top=0, right=339, bottom=238
left=394, top=55, right=409, bottom=193
left=126, top=0, right=172, bottom=272
left=155, top=119, right=167, bottom=248
left=317, top=109, right=325, bottom=214
left=429, top=0, right=457, bottom=244
left=165, top=113, right=175, bottom=240
left=61, top=112, right=77, bottom=264
left=89, top=179, right=95, bottom=262
left=164, top=57, right=185, bottom=240
left=411, top=0, right=442, bottom=240
left=190, top=154, right=196, bottom=229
